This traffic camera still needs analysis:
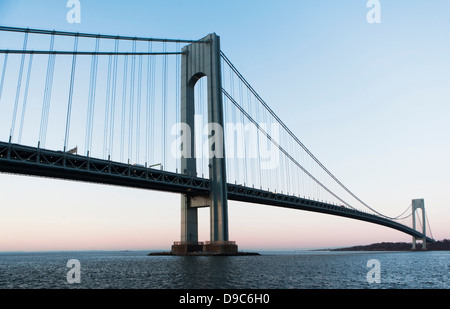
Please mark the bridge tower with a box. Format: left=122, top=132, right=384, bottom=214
left=412, top=199, right=426, bottom=250
left=172, top=33, right=237, bottom=255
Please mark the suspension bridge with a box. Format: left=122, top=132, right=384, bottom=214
left=0, top=26, right=434, bottom=254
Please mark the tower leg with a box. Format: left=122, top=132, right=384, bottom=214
left=172, top=33, right=237, bottom=255
left=421, top=206, right=426, bottom=250
left=180, top=195, right=198, bottom=243
left=412, top=199, right=427, bottom=250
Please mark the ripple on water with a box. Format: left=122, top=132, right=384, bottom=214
left=0, top=251, right=448, bottom=289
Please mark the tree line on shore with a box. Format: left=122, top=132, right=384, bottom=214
left=330, top=239, right=450, bottom=251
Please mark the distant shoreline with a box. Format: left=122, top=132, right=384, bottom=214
left=318, top=239, right=450, bottom=252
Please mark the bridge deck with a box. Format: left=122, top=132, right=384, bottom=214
left=0, top=141, right=434, bottom=243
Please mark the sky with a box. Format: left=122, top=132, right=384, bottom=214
left=0, top=0, right=449, bottom=252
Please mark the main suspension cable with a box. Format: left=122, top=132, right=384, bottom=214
left=223, top=88, right=355, bottom=209
left=220, top=51, right=408, bottom=220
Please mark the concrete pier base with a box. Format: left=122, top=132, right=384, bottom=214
left=203, top=241, right=238, bottom=255
left=164, top=241, right=252, bottom=256
left=171, top=242, right=204, bottom=256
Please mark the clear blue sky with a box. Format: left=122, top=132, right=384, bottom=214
left=0, top=0, right=449, bottom=251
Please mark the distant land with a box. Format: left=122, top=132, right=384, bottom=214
left=321, top=239, right=450, bottom=251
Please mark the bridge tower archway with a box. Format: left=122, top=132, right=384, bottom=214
left=173, top=33, right=237, bottom=255
left=412, top=199, right=426, bottom=250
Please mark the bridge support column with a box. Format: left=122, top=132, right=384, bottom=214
left=412, top=199, right=426, bottom=250
left=173, top=33, right=236, bottom=255
left=177, top=38, right=199, bottom=253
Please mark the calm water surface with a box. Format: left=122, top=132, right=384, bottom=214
left=0, top=250, right=448, bottom=289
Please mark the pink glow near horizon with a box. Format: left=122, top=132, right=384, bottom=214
left=0, top=175, right=443, bottom=252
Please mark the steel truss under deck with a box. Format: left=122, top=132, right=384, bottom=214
left=0, top=141, right=434, bottom=243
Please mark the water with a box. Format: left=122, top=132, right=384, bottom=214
left=0, top=250, right=448, bottom=289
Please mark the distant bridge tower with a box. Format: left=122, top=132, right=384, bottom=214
left=412, top=199, right=426, bottom=250
left=172, top=33, right=236, bottom=255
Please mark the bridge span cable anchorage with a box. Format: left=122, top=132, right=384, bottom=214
left=220, top=51, right=410, bottom=220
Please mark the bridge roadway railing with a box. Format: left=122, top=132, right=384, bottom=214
left=0, top=141, right=434, bottom=243
left=0, top=141, right=210, bottom=195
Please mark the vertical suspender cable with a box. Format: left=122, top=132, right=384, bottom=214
left=43, top=38, right=56, bottom=147
left=197, top=77, right=203, bottom=176
left=128, top=39, right=136, bottom=163
left=279, top=132, right=284, bottom=193
left=145, top=41, right=152, bottom=165
left=18, top=52, right=34, bottom=144
left=103, top=53, right=112, bottom=159
left=425, top=214, right=434, bottom=240
left=136, top=53, right=143, bottom=164
left=10, top=32, right=28, bottom=142
left=0, top=53, right=8, bottom=104
left=64, top=35, right=79, bottom=152
left=162, top=41, right=168, bottom=169
left=285, top=132, right=290, bottom=194
left=254, top=94, right=262, bottom=188
left=195, top=66, right=199, bottom=172
left=223, top=92, right=230, bottom=179
left=247, top=87, right=256, bottom=188
left=229, top=68, right=237, bottom=183
left=149, top=44, right=156, bottom=165
left=108, top=39, right=119, bottom=160
left=85, top=37, right=100, bottom=156
left=239, top=81, right=247, bottom=186
left=221, top=58, right=230, bottom=180
left=120, top=54, right=128, bottom=162
left=175, top=42, right=180, bottom=172
left=265, top=107, right=273, bottom=191
left=202, top=78, right=206, bottom=176
left=295, top=138, right=301, bottom=197
left=39, top=33, right=56, bottom=148
left=222, top=63, right=234, bottom=182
